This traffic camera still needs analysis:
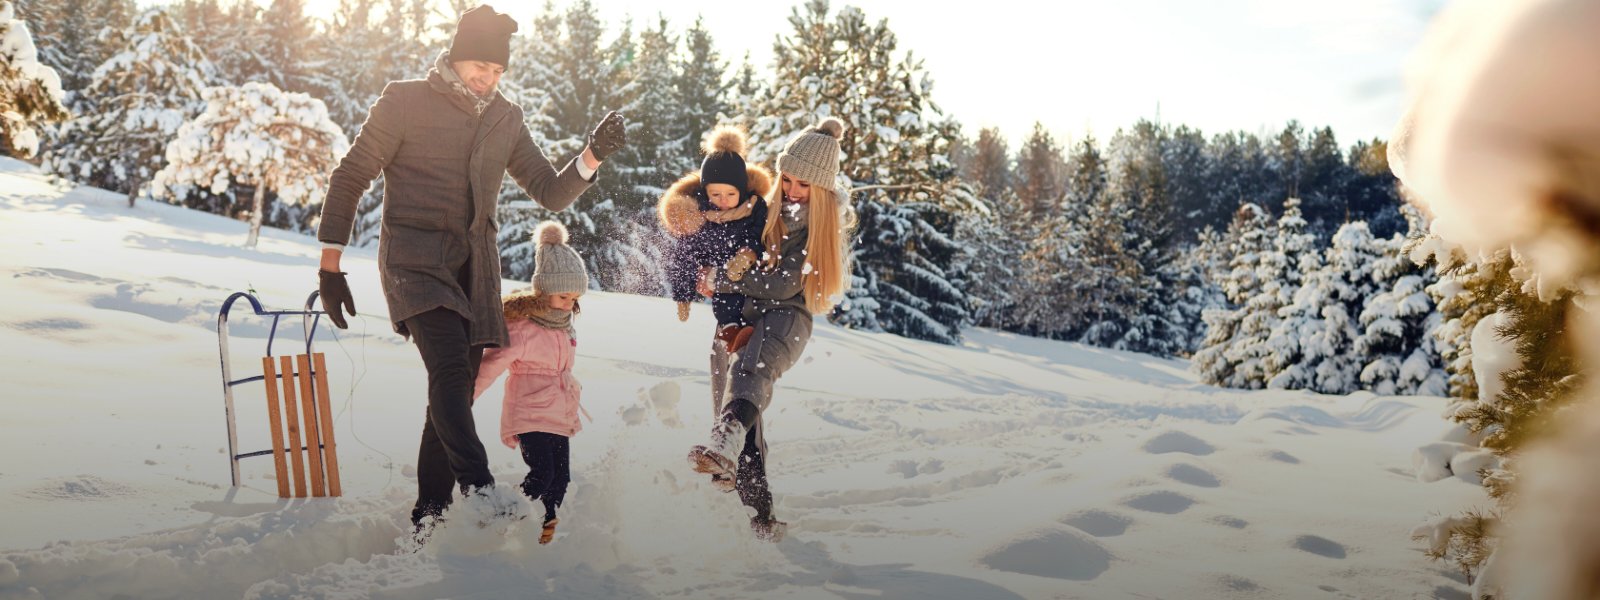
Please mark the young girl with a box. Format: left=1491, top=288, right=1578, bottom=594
left=687, top=118, right=854, bottom=541
left=473, top=220, right=589, bottom=545
left=658, top=126, right=772, bottom=356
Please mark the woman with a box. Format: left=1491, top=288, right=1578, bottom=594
left=687, top=117, right=854, bottom=541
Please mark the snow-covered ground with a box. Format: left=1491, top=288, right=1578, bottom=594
left=0, top=156, right=1485, bottom=599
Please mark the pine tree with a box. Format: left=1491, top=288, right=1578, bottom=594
left=310, top=0, right=385, bottom=134
left=1205, top=130, right=1277, bottom=220
left=1173, top=226, right=1228, bottom=354
left=176, top=0, right=272, bottom=87
left=957, top=187, right=1026, bottom=330
left=1012, top=209, right=1077, bottom=339
left=257, top=0, right=319, bottom=94
left=1273, top=120, right=1306, bottom=202
left=1253, top=197, right=1320, bottom=382
left=1086, top=120, right=1189, bottom=356
left=1192, top=203, right=1273, bottom=386
left=964, top=126, right=1011, bottom=198
left=956, top=126, right=1020, bottom=330
left=1355, top=209, right=1446, bottom=395
left=1014, top=122, right=1065, bottom=220
left=497, top=1, right=655, bottom=294
left=1268, top=221, right=1384, bottom=393
left=675, top=17, right=726, bottom=158
left=720, top=54, right=763, bottom=131
left=1063, top=136, right=1106, bottom=222
left=497, top=2, right=566, bottom=282
left=1009, top=135, right=1100, bottom=340
left=0, top=0, right=68, bottom=157
left=151, top=82, right=348, bottom=247
left=339, top=0, right=431, bottom=248
left=15, top=0, right=134, bottom=95
left=610, top=16, right=683, bottom=209
left=1409, top=241, right=1579, bottom=582
left=1298, top=126, right=1347, bottom=233
left=1345, top=137, right=1406, bottom=238
left=753, top=0, right=971, bottom=343
left=1165, top=124, right=1214, bottom=234
left=43, top=8, right=213, bottom=205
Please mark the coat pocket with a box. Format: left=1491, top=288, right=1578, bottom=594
left=383, top=218, right=448, bottom=268
left=516, top=383, right=560, bottom=410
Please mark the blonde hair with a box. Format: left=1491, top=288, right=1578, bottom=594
left=760, top=176, right=855, bottom=315
left=524, top=291, right=582, bottom=315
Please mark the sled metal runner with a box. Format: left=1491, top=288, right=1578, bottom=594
left=215, top=290, right=328, bottom=488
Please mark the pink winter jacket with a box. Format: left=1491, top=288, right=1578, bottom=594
left=473, top=292, right=585, bottom=448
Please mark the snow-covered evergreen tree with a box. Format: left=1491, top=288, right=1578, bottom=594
left=1267, top=221, right=1384, bottom=393
left=325, top=0, right=431, bottom=248
left=43, top=8, right=212, bottom=205
left=0, top=0, right=67, bottom=157
left=674, top=17, right=725, bottom=159
left=752, top=0, right=970, bottom=343
left=955, top=189, right=1024, bottom=330
left=1248, top=197, right=1319, bottom=382
left=1171, top=226, right=1228, bottom=355
left=609, top=16, right=685, bottom=208
left=1085, top=121, right=1188, bottom=356
left=256, top=0, right=320, bottom=95
left=310, top=0, right=389, bottom=134
left=1192, top=202, right=1272, bottom=386
left=14, top=0, right=133, bottom=98
left=175, top=0, right=271, bottom=88
left=718, top=54, right=763, bottom=132
left=151, top=82, right=348, bottom=247
left=1356, top=208, right=1446, bottom=396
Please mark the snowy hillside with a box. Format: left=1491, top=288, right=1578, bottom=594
left=0, top=156, right=1483, bottom=599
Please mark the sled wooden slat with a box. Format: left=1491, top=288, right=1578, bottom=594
left=297, top=354, right=326, bottom=498
left=279, top=355, right=308, bottom=498
left=261, top=358, right=290, bottom=498
left=312, top=353, right=342, bottom=497
left=216, top=290, right=329, bottom=491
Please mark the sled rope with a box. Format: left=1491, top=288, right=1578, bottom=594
left=326, top=313, right=398, bottom=491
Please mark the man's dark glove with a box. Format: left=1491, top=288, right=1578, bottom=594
left=586, top=111, right=627, bottom=162
left=318, top=270, right=357, bottom=330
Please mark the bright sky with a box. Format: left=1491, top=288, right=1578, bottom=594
left=284, top=0, right=1443, bottom=148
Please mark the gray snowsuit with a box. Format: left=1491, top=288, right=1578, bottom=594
left=711, top=203, right=816, bottom=519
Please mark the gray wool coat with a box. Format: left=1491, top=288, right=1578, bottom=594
left=715, top=216, right=817, bottom=458
left=317, top=68, right=593, bottom=348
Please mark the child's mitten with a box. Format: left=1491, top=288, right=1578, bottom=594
left=726, top=248, right=758, bottom=282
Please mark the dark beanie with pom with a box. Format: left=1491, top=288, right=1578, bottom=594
left=700, top=128, right=750, bottom=198
left=449, top=5, right=518, bottom=68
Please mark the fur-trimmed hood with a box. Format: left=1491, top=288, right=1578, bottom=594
left=501, top=288, right=546, bottom=321
left=657, top=165, right=773, bottom=238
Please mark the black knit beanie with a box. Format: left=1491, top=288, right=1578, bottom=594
left=701, top=151, right=749, bottom=199
left=449, top=5, right=518, bottom=67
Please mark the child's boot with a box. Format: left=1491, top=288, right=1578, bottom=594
left=715, top=324, right=740, bottom=349
left=539, top=517, right=558, bottom=545
left=677, top=301, right=691, bottom=322
left=728, top=326, right=755, bottom=354
left=750, top=515, right=787, bottom=542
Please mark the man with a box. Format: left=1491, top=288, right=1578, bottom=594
left=313, top=4, right=626, bottom=529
